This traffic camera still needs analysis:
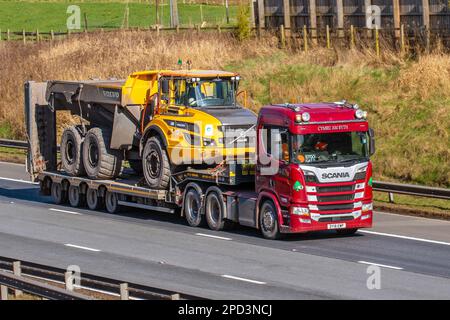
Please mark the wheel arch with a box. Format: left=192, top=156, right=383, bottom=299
left=140, top=125, right=168, bottom=157
left=256, top=191, right=283, bottom=230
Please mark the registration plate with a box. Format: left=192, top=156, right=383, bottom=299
left=327, top=223, right=346, bottom=229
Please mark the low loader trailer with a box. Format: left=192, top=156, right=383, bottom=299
left=26, top=79, right=375, bottom=239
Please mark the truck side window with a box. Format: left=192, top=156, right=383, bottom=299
left=261, top=126, right=289, bottom=162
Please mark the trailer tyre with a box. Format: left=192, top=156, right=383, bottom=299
left=205, top=188, right=229, bottom=231
left=184, top=187, right=204, bottom=227
left=68, top=185, right=85, bottom=207
left=61, top=126, right=85, bottom=176
left=142, top=136, right=170, bottom=189
left=259, top=200, right=281, bottom=240
left=105, top=191, right=121, bottom=214
left=83, top=127, right=123, bottom=180
left=51, top=183, right=67, bottom=205
left=86, top=188, right=102, bottom=210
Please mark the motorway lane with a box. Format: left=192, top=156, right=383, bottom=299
left=0, top=162, right=449, bottom=299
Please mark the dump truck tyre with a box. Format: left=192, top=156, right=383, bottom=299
left=61, top=126, right=85, bottom=176
left=83, top=127, right=123, bottom=180
left=142, top=136, right=170, bottom=189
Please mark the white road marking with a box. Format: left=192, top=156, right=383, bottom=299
left=0, top=161, right=25, bottom=167
left=358, top=261, right=403, bottom=270
left=49, top=208, right=82, bottom=215
left=221, top=275, right=266, bottom=285
left=375, top=211, right=450, bottom=223
left=64, top=244, right=101, bottom=252
left=195, top=233, right=232, bottom=241
left=359, top=230, right=450, bottom=246
left=0, top=176, right=38, bottom=185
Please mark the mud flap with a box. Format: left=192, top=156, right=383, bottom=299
left=25, top=81, right=56, bottom=181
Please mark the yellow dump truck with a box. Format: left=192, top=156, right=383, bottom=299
left=42, top=70, right=257, bottom=189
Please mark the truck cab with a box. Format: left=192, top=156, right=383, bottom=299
left=255, top=102, right=375, bottom=238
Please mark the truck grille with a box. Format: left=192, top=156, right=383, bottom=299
left=317, top=194, right=354, bottom=202
left=318, top=215, right=354, bottom=222
left=317, top=203, right=354, bottom=211
left=316, top=185, right=355, bottom=193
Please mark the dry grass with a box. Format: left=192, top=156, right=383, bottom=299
left=0, top=30, right=449, bottom=187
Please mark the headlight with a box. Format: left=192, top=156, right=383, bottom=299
left=302, top=112, right=310, bottom=122
left=292, top=207, right=309, bottom=216
left=362, top=203, right=373, bottom=212
left=203, top=138, right=216, bottom=147
left=355, top=109, right=368, bottom=119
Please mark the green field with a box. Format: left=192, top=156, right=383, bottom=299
left=0, top=0, right=238, bottom=32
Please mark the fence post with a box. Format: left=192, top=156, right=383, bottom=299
left=217, top=24, right=221, bottom=33
left=375, top=27, right=380, bottom=57
left=36, top=29, right=39, bottom=42
left=388, top=192, right=394, bottom=203
left=283, top=0, right=291, bottom=36
left=13, top=261, right=23, bottom=297
left=336, top=0, right=344, bottom=38
left=326, top=25, right=331, bottom=49
left=393, top=0, right=400, bottom=38
left=51, top=29, right=55, bottom=41
left=303, top=25, right=308, bottom=52
left=65, top=271, right=74, bottom=291
left=280, top=24, right=285, bottom=48
left=120, top=283, right=129, bottom=300
left=22, top=29, right=26, bottom=44
left=1, top=285, right=8, bottom=300
left=309, top=0, right=317, bottom=44
left=350, top=25, right=355, bottom=49
left=7, top=29, right=10, bottom=41
left=257, top=0, right=265, bottom=36
left=400, top=24, right=405, bottom=55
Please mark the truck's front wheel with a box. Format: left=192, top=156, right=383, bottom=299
left=259, top=200, right=281, bottom=240
left=142, top=137, right=170, bottom=189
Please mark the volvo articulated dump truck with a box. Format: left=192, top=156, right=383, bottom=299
left=26, top=73, right=375, bottom=239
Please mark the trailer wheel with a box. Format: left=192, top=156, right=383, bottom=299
left=83, top=127, right=123, bottom=180
left=51, top=183, right=67, bottom=205
left=68, top=185, right=85, bottom=207
left=205, top=188, right=229, bottom=231
left=86, top=188, right=102, bottom=210
left=259, top=200, right=281, bottom=240
left=61, top=126, right=85, bottom=176
left=105, top=191, right=121, bottom=214
left=184, top=187, right=204, bottom=227
left=128, top=160, right=143, bottom=175
left=142, top=137, right=170, bottom=189
left=336, top=228, right=358, bottom=236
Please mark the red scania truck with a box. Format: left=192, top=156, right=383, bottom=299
left=26, top=81, right=375, bottom=239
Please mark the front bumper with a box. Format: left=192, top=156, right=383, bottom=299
left=280, top=210, right=373, bottom=233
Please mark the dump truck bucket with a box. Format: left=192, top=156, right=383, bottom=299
left=24, top=81, right=57, bottom=181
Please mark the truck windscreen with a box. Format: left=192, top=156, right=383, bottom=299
left=291, top=131, right=369, bottom=164
left=175, top=79, right=236, bottom=108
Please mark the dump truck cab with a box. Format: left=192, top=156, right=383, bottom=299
left=255, top=102, right=375, bottom=238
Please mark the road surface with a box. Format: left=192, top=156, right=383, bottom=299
left=0, top=161, right=449, bottom=299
